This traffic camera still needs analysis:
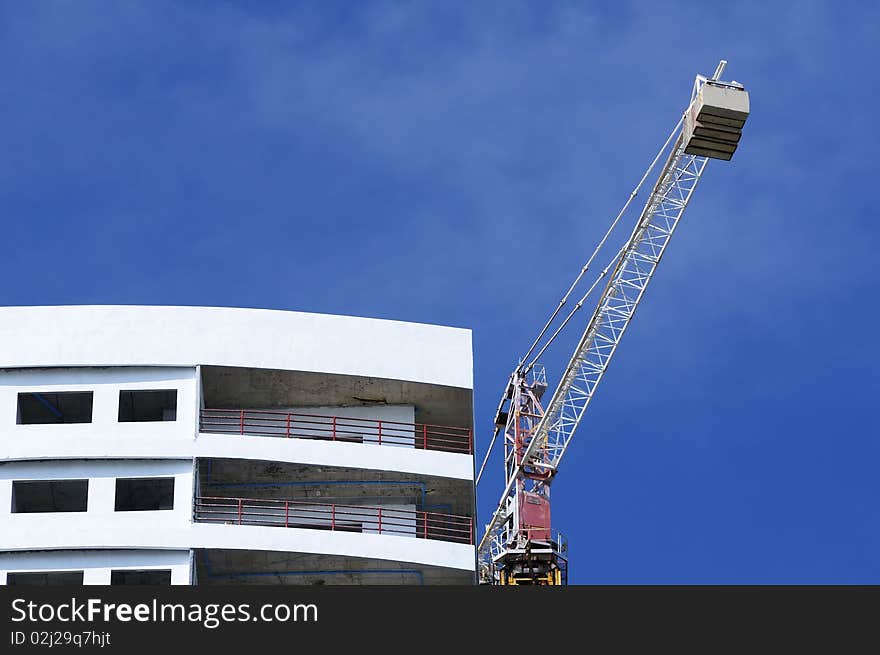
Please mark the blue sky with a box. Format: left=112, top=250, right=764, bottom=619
left=1, top=1, right=877, bottom=583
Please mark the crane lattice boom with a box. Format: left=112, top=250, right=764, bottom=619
left=479, top=61, right=750, bottom=584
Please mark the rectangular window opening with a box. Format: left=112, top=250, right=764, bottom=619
left=110, top=569, right=172, bottom=585
left=6, top=571, right=84, bottom=585
left=11, top=480, right=89, bottom=513
left=17, top=391, right=93, bottom=424
left=114, top=477, right=175, bottom=511
left=118, top=389, right=177, bottom=422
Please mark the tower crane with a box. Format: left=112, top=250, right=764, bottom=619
left=477, top=61, right=750, bottom=585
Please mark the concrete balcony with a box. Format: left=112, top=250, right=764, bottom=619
left=193, top=496, right=473, bottom=544
left=196, top=408, right=475, bottom=480
left=200, top=408, right=472, bottom=453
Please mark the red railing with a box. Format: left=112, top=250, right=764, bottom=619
left=199, top=409, right=472, bottom=454
left=193, top=496, right=474, bottom=545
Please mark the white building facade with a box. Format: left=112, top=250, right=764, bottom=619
left=0, top=306, right=476, bottom=585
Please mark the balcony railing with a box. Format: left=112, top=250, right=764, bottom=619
left=194, top=496, right=474, bottom=545
left=199, top=409, right=472, bottom=454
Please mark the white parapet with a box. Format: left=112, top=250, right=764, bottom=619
left=0, top=305, right=473, bottom=389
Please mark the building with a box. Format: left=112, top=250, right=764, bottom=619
left=0, top=306, right=475, bottom=585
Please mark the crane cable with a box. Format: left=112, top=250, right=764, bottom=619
left=525, top=240, right=627, bottom=371
left=474, top=240, right=625, bottom=486
left=475, top=426, right=501, bottom=487
left=475, top=113, right=684, bottom=487
left=519, top=113, right=684, bottom=370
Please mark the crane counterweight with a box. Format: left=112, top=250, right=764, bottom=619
left=684, top=81, right=750, bottom=160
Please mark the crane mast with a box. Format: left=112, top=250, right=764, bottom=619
left=479, top=61, right=750, bottom=584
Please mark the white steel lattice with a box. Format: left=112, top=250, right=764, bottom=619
left=479, top=137, right=709, bottom=564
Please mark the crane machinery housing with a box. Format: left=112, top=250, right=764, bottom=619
left=476, top=60, right=750, bottom=585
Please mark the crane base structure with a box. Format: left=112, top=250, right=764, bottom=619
left=478, top=61, right=750, bottom=585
